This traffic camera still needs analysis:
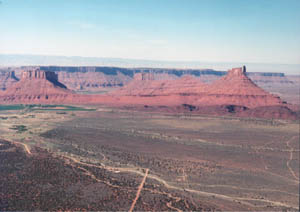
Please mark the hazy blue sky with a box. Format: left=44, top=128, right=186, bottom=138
left=0, top=0, right=299, bottom=64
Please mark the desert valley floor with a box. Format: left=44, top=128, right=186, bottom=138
left=0, top=105, right=298, bottom=211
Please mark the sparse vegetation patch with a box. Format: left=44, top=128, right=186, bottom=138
left=9, top=125, right=28, bottom=133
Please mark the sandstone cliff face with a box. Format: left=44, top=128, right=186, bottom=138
left=116, top=73, right=205, bottom=96
left=208, top=67, right=279, bottom=95
left=0, top=69, right=118, bottom=104
left=200, top=67, right=284, bottom=108
left=5, top=66, right=294, bottom=101
left=0, top=71, right=18, bottom=90
left=0, top=69, right=75, bottom=103
left=56, top=71, right=132, bottom=92
left=239, top=105, right=297, bottom=120
left=0, top=67, right=296, bottom=120
left=113, top=67, right=285, bottom=108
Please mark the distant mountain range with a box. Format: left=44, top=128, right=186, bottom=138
left=0, top=54, right=299, bottom=74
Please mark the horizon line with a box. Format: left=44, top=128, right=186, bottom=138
left=1, top=53, right=300, bottom=66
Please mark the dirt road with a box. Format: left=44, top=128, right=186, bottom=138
left=129, top=168, right=149, bottom=212
left=11, top=140, right=31, bottom=155
left=286, top=136, right=299, bottom=181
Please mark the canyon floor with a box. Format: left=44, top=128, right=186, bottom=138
left=0, top=105, right=299, bottom=211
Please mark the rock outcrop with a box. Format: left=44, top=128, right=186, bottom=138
left=110, top=66, right=295, bottom=119
left=116, top=73, right=206, bottom=96
left=207, top=66, right=272, bottom=95
left=239, top=105, right=297, bottom=120
left=0, top=69, right=77, bottom=103
left=0, top=67, right=296, bottom=120
left=201, top=66, right=284, bottom=108
left=114, top=66, right=285, bottom=108
left=0, top=69, right=118, bottom=104
left=56, top=71, right=131, bottom=92
left=4, top=66, right=294, bottom=102
left=0, top=71, right=18, bottom=90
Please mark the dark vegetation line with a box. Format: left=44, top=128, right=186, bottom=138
left=0, top=104, right=95, bottom=111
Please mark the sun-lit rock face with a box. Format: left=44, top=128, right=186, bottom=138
left=0, top=69, right=74, bottom=103
left=207, top=66, right=268, bottom=95
left=0, top=66, right=295, bottom=120
left=115, top=73, right=206, bottom=96
left=20, top=69, right=67, bottom=88
left=21, top=69, right=47, bottom=80
left=112, top=66, right=285, bottom=108
left=228, top=66, right=246, bottom=76
left=133, top=72, right=155, bottom=81
left=0, top=71, right=18, bottom=90
left=198, top=66, right=284, bottom=108
left=56, top=71, right=132, bottom=91
left=0, top=69, right=116, bottom=104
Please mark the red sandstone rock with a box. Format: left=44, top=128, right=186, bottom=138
left=199, top=66, right=284, bottom=108
left=57, top=71, right=131, bottom=92
left=113, top=67, right=285, bottom=108
left=0, top=67, right=296, bottom=120
left=115, top=73, right=206, bottom=96
left=0, top=69, right=78, bottom=103
left=207, top=66, right=267, bottom=95
left=239, top=105, right=297, bottom=120
left=0, top=71, right=18, bottom=90
left=0, top=69, right=118, bottom=105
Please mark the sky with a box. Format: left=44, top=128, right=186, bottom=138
left=0, top=0, right=299, bottom=65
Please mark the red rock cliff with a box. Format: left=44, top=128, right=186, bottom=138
left=0, top=69, right=74, bottom=103
left=0, top=71, right=18, bottom=90
left=113, top=66, right=286, bottom=108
